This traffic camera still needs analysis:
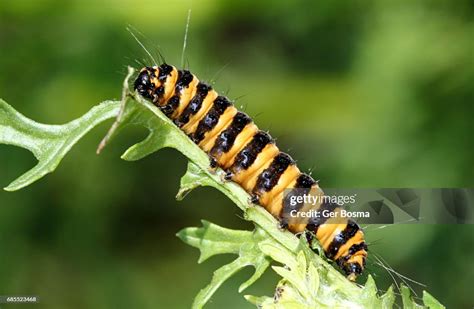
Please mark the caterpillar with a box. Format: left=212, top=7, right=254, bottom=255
left=133, top=63, right=368, bottom=281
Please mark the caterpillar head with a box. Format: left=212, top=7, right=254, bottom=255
left=134, top=67, right=156, bottom=101
left=134, top=64, right=175, bottom=105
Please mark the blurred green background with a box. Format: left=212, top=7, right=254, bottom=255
left=0, top=0, right=473, bottom=308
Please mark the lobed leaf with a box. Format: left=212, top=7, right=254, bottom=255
left=177, top=220, right=272, bottom=308
left=0, top=98, right=121, bottom=191
left=177, top=220, right=254, bottom=263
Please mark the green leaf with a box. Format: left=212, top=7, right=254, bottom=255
left=243, top=294, right=272, bottom=307
left=176, top=162, right=219, bottom=201
left=177, top=220, right=254, bottom=263
left=0, top=98, right=121, bottom=191
left=177, top=221, right=272, bottom=308
left=380, top=286, right=396, bottom=309
left=423, top=290, right=445, bottom=309
left=401, top=284, right=424, bottom=309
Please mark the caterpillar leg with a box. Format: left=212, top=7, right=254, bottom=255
left=209, top=157, right=218, bottom=168
left=278, top=221, right=288, bottom=230
left=303, top=231, right=325, bottom=257
left=218, top=170, right=234, bottom=183
left=248, top=193, right=260, bottom=206
left=207, top=157, right=218, bottom=174
left=219, top=171, right=231, bottom=183
left=223, top=171, right=233, bottom=181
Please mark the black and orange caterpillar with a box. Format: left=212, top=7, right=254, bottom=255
left=134, top=64, right=368, bottom=280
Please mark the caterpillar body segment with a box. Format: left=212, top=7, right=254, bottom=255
left=134, top=64, right=368, bottom=280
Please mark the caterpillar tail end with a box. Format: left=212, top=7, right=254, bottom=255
left=344, top=261, right=364, bottom=282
